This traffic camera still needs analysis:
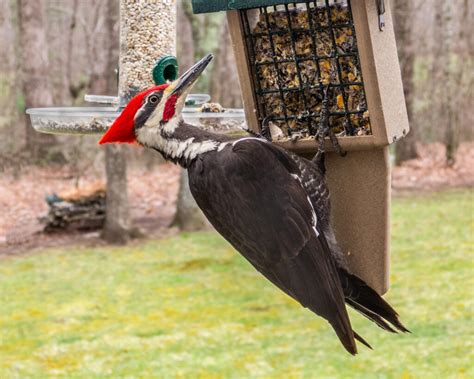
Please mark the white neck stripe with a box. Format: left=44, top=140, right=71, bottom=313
left=137, top=126, right=226, bottom=162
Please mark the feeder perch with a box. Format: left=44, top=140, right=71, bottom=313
left=192, top=0, right=409, bottom=294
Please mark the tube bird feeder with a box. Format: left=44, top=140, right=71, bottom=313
left=192, top=0, right=409, bottom=294
left=118, top=0, right=177, bottom=105
left=26, top=0, right=247, bottom=134
left=27, top=0, right=178, bottom=132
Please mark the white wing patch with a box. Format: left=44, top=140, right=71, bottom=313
left=291, top=173, right=320, bottom=237
left=218, top=142, right=229, bottom=151
left=183, top=140, right=220, bottom=160
left=232, top=137, right=267, bottom=147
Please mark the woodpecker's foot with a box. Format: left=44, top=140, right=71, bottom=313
left=316, top=84, right=346, bottom=157
left=328, top=128, right=347, bottom=157
left=260, top=121, right=272, bottom=141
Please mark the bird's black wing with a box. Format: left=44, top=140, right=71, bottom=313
left=188, top=139, right=359, bottom=354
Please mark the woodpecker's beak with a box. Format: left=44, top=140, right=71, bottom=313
left=169, top=54, right=213, bottom=98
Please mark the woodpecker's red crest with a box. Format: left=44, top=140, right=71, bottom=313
left=98, top=84, right=169, bottom=145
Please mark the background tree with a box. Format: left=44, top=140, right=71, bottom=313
left=450, top=0, right=473, bottom=163
left=101, top=0, right=134, bottom=244
left=0, top=0, right=15, bottom=117
left=209, top=18, right=242, bottom=108
left=0, top=0, right=18, bottom=168
left=411, top=0, right=472, bottom=164
left=18, top=0, right=61, bottom=161
left=173, top=0, right=212, bottom=231
left=438, top=0, right=471, bottom=166
left=393, top=0, right=419, bottom=165
left=439, top=1, right=455, bottom=165
left=177, top=0, right=195, bottom=72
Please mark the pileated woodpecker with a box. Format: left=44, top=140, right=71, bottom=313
left=99, top=54, right=408, bottom=355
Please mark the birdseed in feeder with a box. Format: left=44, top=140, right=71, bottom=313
left=34, top=118, right=112, bottom=135
left=119, top=0, right=176, bottom=103
left=244, top=2, right=371, bottom=139
left=186, top=104, right=248, bottom=136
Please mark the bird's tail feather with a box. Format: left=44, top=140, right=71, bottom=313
left=346, top=298, right=398, bottom=333
left=330, top=319, right=358, bottom=355
left=353, top=330, right=372, bottom=350
left=331, top=322, right=372, bottom=355
left=340, top=269, right=410, bottom=333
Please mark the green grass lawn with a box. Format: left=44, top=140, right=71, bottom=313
left=0, top=190, right=472, bottom=378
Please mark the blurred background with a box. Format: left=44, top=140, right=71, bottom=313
left=0, top=0, right=472, bottom=377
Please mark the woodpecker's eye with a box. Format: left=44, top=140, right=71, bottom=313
left=149, top=95, right=159, bottom=104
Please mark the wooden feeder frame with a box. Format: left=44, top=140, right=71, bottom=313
left=192, top=0, right=408, bottom=294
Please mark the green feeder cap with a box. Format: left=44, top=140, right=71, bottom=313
left=153, top=56, right=179, bottom=85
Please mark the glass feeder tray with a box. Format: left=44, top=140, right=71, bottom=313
left=82, top=94, right=211, bottom=107
left=184, top=108, right=248, bottom=136
left=26, top=107, right=247, bottom=137
left=26, top=107, right=117, bottom=135
left=83, top=95, right=119, bottom=105
left=185, top=94, right=211, bottom=106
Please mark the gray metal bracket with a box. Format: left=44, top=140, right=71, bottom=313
left=377, top=0, right=385, bottom=31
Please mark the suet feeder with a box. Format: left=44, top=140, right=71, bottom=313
left=192, top=0, right=409, bottom=294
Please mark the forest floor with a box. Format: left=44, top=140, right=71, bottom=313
left=0, top=163, right=181, bottom=256
left=391, top=142, right=473, bottom=194
left=0, top=190, right=472, bottom=378
left=0, top=142, right=472, bottom=256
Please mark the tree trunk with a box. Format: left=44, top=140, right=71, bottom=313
left=441, top=1, right=455, bottom=166
left=449, top=0, right=472, bottom=164
left=101, top=0, right=134, bottom=244
left=105, top=0, right=119, bottom=95
left=172, top=0, right=210, bottom=231
left=0, top=0, right=16, bottom=120
left=173, top=170, right=212, bottom=231
left=210, top=18, right=242, bottom=108
left=0, top=0, right=15, bottom=82
left=18, top=0, right=61, bottom=161
left=177, top=0, right=195, bottom=72
left=102, top=145, right=132, bottom=244
left=393, top=0, right=418, bottom=165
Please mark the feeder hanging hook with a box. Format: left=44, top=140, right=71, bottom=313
left=376, top=0, right=386, bottom=31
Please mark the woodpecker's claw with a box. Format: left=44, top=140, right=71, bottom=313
left=329, top=128, right=347, bottom=157
left=315, top=84, right=346, bottom=158
left=260, top=118, right=272, bottom=141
